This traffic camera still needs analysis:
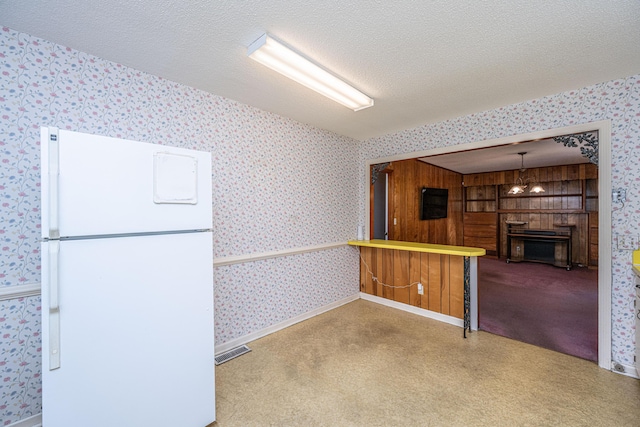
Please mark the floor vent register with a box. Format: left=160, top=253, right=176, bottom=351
left=215, top=345, right=252, bottom=365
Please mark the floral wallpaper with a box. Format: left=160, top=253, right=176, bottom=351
left=360, top=75, right=640, bottom=366
left=1, top=23, right=639, bottom=427
left=0, top=296, right=40, bottom=426
left=0, top=27, right=359, bottom=425
left=215, top=248, right=359, bottom=341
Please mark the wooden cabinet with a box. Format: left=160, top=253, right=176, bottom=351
left=586, top=178, right=598, bottom=212
left=589, top=213, right=598, bottom=266
left=463, top=212, right=498, bottom=256
left=586, top=178, right=598, bottom=266
left=465, top=185, right=496, bottom=212
left=463, top=184, right=498, bottom=256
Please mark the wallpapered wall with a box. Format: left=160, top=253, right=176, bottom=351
left=1, top=24, right=639, bottom=427
left=0, top=27, right=360, bottom=425
left=359, top=75, right=640, bottom=366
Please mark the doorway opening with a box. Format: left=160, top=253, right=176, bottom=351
left=371, top=168, right=389, bottom=240
left=479, top=257, right=598, bottom=361
left=364, top=121, right=611, bottom=369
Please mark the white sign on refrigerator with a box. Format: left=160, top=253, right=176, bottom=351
left=153, top=152, right=198, bottom=204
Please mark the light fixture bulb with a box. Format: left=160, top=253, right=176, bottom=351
left=247, top=34, right=374, bottom=111
left=529, top=184, right=546, bottom=193
left=508, top=184, right=527, bottom=195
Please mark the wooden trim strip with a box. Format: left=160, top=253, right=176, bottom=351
left=0, top=283, right=41, bottom=301
left=213, top=241, right=349, bottom=267
left=1, top=245, right=351, bottom=298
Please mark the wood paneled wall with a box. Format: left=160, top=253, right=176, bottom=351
left=463, top=163, right=598, bottom=266
left=358, top=246, right=464, bottom=319
left=464, top=164, right=598, bottom=187
left=388, top=159, right=463, bottom=245
left=381, top=160, right=597, bottom=266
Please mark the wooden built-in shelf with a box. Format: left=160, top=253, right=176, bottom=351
left=501, top=193, right=584, bottom=199
left=497, top=209, right=588, bottom=214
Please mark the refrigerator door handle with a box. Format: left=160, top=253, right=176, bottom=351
left=48, top=127, right=60, bottom=239
left=49, top=240, right=61, bottom=370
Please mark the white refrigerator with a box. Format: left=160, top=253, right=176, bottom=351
left=40, top=127, right=215, bottom=426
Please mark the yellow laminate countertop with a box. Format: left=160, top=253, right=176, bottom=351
left=348, top=239, right=486, bottom=257
left=633, top=250, right=640, bottom=277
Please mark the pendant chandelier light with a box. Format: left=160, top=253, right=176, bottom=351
left=507, top=152, right=545, bottom=195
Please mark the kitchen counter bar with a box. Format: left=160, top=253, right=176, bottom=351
left=348, top=240, right=485, bottom=337
left=348, top=239, right=486, bottom=257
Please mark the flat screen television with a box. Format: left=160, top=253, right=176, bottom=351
left=420, top=187, right=448, bottom=220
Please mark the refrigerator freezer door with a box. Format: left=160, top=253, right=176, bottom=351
left=636, top=276, right=640, bottom=377
left=41, top=127, right=212, bottom=239
left=41, top=232, right=215, bottom=427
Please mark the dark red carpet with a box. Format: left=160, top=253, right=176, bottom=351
left=478, top=258, right=598, bottom=362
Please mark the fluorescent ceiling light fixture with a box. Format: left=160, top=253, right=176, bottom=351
left=247, top=33, right=374, bottom=111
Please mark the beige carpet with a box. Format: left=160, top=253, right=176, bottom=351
left=214, top=299, right=640, bottom=426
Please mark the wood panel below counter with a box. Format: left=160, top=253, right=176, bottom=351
left=358, top=246, right=464, bottom=319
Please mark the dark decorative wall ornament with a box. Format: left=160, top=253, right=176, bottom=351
left=553, top=133, right=599, bottom=166
left=371, top=162, right=390, bottom=184
left=463, top=256, right=470, bottom=339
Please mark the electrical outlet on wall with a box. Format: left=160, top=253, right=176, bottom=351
left=617, top=234, right=638, bottom=250
left=612, top=188, right=627, bottom=203
left=417, top=283, right=424, bottom=295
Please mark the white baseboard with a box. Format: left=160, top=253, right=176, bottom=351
left=215, top=294, right=360, bottom=355
left=7, top=413, right=42, bottom=427
left=359, top=292, right=465, bottom=329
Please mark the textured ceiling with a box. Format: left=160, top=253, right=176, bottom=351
left=418, top=138, right=590, bottom=175
left=1, top=1, right=639, bottom=141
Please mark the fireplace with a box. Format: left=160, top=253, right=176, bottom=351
left=523, top=230, right=556, bottom=263
left=506, top=226, right=572, bottom=270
